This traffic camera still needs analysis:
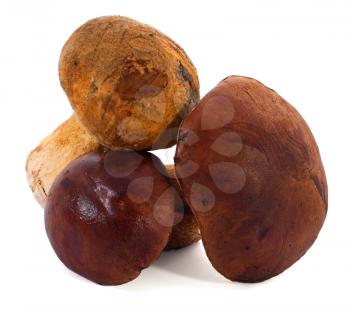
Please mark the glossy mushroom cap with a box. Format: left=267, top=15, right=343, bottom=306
left=45, top=149, right=175, bottom=285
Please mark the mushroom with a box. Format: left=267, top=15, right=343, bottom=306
left=45, top=149, right=175, bottom=285
left=26, top=121, right=199, bottom=250
left=26, top=115, right=100, bottom=207
left=59, top=16, right=199, bottom=150
left=165, top=165, right=201, bottom=250
left=175, top=76, right=328, bottom=282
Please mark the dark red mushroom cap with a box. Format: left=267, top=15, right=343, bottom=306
left=45, top=149, right=175, bottom=285
left=175, top=76, right=327, bottom=282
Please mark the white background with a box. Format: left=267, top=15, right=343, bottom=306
left=1, top=0, right=349, bottom=317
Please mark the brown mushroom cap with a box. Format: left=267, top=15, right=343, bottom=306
left=175, top=76, right=327, bottom=282
left=59, top=16, right=199, bottom=150
left=45, top=149, right=175, bottom=285
left=165, top=164, right=201, bottom=250
left=26, top=120, right=198, bottom=251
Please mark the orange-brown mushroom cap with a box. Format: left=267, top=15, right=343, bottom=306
left=59, top=16, right=199, bottom=150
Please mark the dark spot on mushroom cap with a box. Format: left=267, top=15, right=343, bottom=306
left=61, top=178, right=71, bottom=190
left=201, top=197, right=209, bottom=207
left=178, top=131, right=189, bottom=142
left=257, top=226, right=270, bottom=241
left=117, top=60, right=168, bottom=101
left=178, top=62, right=191, bottom=83
left=312, top=174, right=328, bottom=210
left=89, top=81, right=98, bottom=93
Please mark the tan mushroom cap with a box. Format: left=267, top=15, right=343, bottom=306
left=59, top=16, right=200, bottom=150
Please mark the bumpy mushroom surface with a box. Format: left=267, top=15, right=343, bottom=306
left=45, top=150, right=175, bottom=285
left=165, top=165, right=200, bottom=250
left=59, top=16, right=199, bottom=150
left=175, top=76, right=328, bottom=282
left=26, top=115, right=100, bottom=207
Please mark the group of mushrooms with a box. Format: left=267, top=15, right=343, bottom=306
left=26, top=16, right=328, bottom=285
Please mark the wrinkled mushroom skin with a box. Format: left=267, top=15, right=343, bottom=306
left=165, top=165, right=201, bottom=250
left=45, top=150, right=175, bottom=285
left=175, top=76, right=327, bottom=282
left=59, top=16, right=199, bottom=150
